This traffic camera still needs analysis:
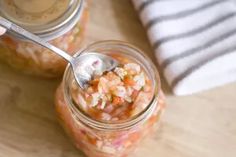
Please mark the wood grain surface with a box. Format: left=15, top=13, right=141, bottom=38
left=0, top=1, right=236, bottom=157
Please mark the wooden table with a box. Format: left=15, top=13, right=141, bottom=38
left=0, top=1, right=236, bottom=157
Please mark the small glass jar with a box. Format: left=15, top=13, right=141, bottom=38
left=0, top=0, right=88, bottom=77
left=55, top=41, right=166, bottom=157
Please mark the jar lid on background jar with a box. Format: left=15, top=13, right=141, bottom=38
left=0, top=0, right=83, bottom=40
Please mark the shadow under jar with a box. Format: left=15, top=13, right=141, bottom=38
left=0, top=0, right=88, bottom=77
left=55, top=41, right=166, bottom=157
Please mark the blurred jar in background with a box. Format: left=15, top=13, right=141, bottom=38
left=55, top=41, right=166, bottom=157
left=0, top=0, right=88, bottom=77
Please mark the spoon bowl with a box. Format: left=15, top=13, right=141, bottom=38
left=71, top=52, right=119, bottom=88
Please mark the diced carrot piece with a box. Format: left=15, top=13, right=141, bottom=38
left=124, top=77, right=136, bottom=86
left=128, top=132, right=140, bottom=143
left=2, top=36, right=17, bottom=49
left=148, top=116, right=158, bottom=125
left=90, top=78, right=99, bottom=86
left=88, top=78, right=99, bottom=91
left=86, top=135, right=97, bottom=145
left=112, top=96, right=123, bottom=105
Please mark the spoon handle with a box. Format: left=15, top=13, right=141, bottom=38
left=0, top=16, right=74, bottom=63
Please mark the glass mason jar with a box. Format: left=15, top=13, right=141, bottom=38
left=0, top=0, right=88, bottom=77
left=55, top=41, right=166, bottom=157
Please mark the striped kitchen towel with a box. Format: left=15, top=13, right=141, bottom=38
left=132, top=0, right=236, bottom=95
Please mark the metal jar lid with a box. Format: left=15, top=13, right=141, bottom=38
left=0, top=0, right=83, bottom=41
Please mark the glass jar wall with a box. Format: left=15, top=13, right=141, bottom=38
left=55, top=41, right=166, bottom=157
left=0, top=0, right=89, bottom=77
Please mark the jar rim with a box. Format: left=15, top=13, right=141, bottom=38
left=0, top=0, right=83, bottom=41
left=63, top=40, right=161, bottom=131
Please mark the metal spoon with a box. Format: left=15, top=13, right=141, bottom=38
left=0, top=17, right=119, bottom=89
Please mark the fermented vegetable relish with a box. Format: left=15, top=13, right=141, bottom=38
left=71, top=60, right=153, bottom=122
left=55, top=49, right=165, bottom=157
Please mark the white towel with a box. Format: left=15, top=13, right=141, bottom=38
left=132, top=0, right=236, bottom=95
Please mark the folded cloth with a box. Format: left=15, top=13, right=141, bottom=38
left=132, top=0, right=236, bottom=95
